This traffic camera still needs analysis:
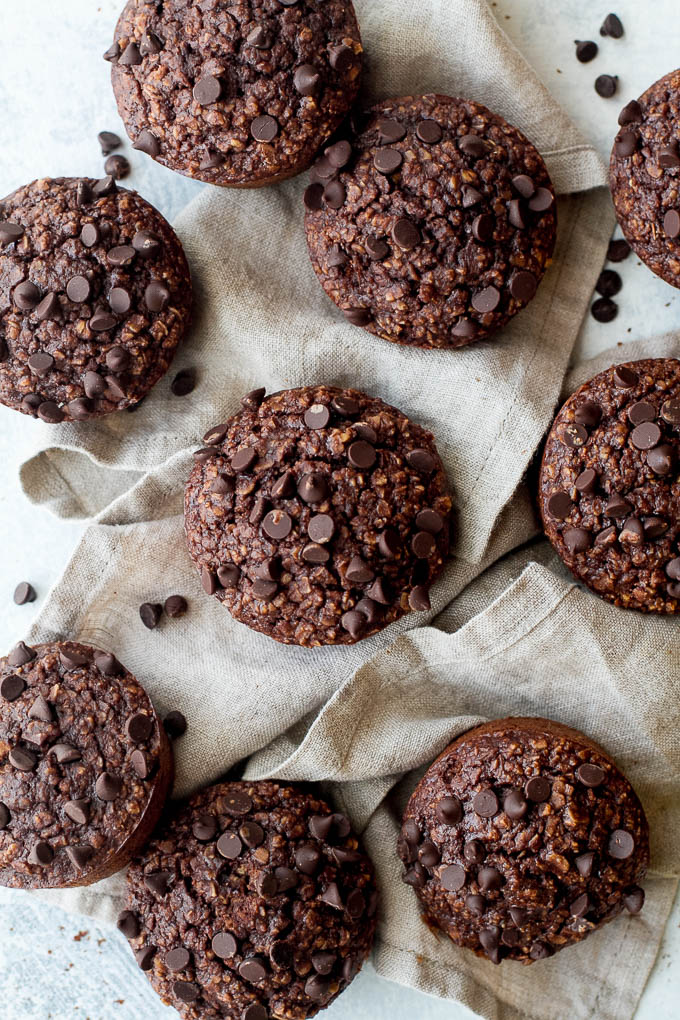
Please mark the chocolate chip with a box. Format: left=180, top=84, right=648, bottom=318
left=576, top=851, right=594, bottom=877
left=302, top=543, right=329, bottom=564
left=117, top=910, right=140, bottom=939
left=530, top=941, right=553, bottom=960
left=458, top=134, right=488, bottom=159
left=576, top=762, right=605, bottom=787
left=416, top=119, right=443, bottom=143
left=109, top=287, right=131, bottom=315
left=28, top=695, right=53, bottom=722
left=14, top=281, right=41, bottom=311
left=418, top=840, right=440, bottom=869
left=13, top=581, right=37, bottom=605
left=510, top=270, right=537, bottom=303
left=125, top=712, right=153, bottom=743
left=471, top=285, right=501, bottom=313
left=631, top=421, right=661, bottom=450
left=608, top=829, right=634, bottom=859
left=663, top=210, right=680, bottom=239
left=620, top=517, right=644, bottom=544
left=144, top=871, right=171, bottom=895
left=145, top=281, right=169, bottom=312
left=262, top=509, right=292, bottom=541
left=119, top=41, right=142, bottom=66
left=77, top=181, right=93, bottom=205
left=462, top=185, right=482, bottom=207
left=275, top=866, right=298, bottom=891
left=0, top=221, right=24, bottom=245
left=223, top=790, right=252, bottom=815
left=139, top=602, right=162, bottom=629
left=595, top=75, right=618, bottom=98
left=507, top=200, right=526, bottom=231
left=465, top=894, right=486, bottom=915
left=607, top=238, right=631, bottom=262
left=8, top=641, right=36, bottom=667
left=9, top=746, right=37, bottom=771
left=93, top=175, right=117, bottom=198
left=297, top=471, right=327, bottom=503
left=440, top=864, right=466, bottom=891
left=173, top=982, right=199, bottom=1003
left=217, top=831, right=243, bottom=859
left=49, top=743, right=81, bottom=764
left=208, top=930, right=239, bottom=965
left=647, top=444, right=673, bottom=475
left=600, top=13, right=624, bottom=37
left=28, top=841, right=54, bottom=866
left=303, top=183, right=324, bottom=211
left=134, top=130, right=160, bottom=157
left=503, top=789, right=528, bottom=820
left=343, top=306, right=371, bottom=326
left=643, top=516, right=668, bottom=539
left=408, top=585, right=431, bottom=611
left=473, top=788, right=499, bottom=818
left=478, top=866, right=503, bottom=893
left=164, top=595, right=188, bottom=618
left=547, top=491, right=574, bottom=519
left=89, top=308, right=117, bottom=333
left=614, top=129, right=638, bottom=158
left=166, top=947, right=191, bottom=972
left=591, top=296, right=618, bottom=322
left=596, top=269, right=622, bottom=297
left=240, top=821, right=265, bottom=848
left=35, top=293, right=61, bottom=321
left=140, top=31, right=164, bottom=56
left=525, top=776, right=551, bottom=802
left=217, top=564, right=240, bottom=588
left=294, top=63, right=320, bottom=95
left=193, top=75, right=222, bottom=105
left=0, top=674, right=25, bottom=701
left=624, top=886, right=645, bottom=914
left=391, top=217, right=421, bottom=251
left=251, top=115, right=278, bottom=143
left=628, top=401, right=655, bottom=426
left=95, top=771, right=122, bottom=801
left=232, top=447, right=257, bottom=472
left=133, top=946, right=155, bottom=971
left=575, top=40, right=598, bottom=62
left=374, top=148, right=403, bottom=174
left=104, top=154, right=130, bottom=180
left=329, top=42, right=356, bottom=72
left=574, top=400, right=602, bottom=427
left=562, top=423, right=588, bottom=448
left=346, top=556, right=374, bottom=584
left=94, top=651, right=122, bottom=676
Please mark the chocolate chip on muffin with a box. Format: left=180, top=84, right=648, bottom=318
left=0, top=640, right=173, bottom=889
left=610, top=68, right=680, bottom=287
left=0, top=177, right=192, bottom=421
left=539, top=358, right=680, bottom=612
left=304, top=93, right=557, bottom=348
left=184, top=385, right=452, bottom=645
left=124, top=780, right=377, bottom=1017
left=399, top=717, right=648, bottom=964
left=108, top=0, right=363, bottom=188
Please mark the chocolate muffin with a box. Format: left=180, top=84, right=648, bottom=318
left=184, top=384, right=452, bottom=646
left=398, top=718, right=648, bottom=965
left=123, top=780, right=378, bottom=1019
left=0, top=177, right=192, bottom=422
left=610, top=69, right=680, bottom=287
left=539, top=358, right=680, bottom=612
left=304, top=94, right=557, bottom=348
left=0, top=640, right=173, bottom=889
left=108, top=0, right=363, bottom=188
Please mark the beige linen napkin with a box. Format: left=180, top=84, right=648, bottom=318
left=14, top=3, right=678, bottom=1020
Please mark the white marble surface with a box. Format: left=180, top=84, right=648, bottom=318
left=0, top=1, right=679, bottom=1018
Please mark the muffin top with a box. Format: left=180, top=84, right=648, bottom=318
left=304, top=94, right=556, bottom=348
left=0, top=176, right=191, bottom=421
left=124, top=780, right=377, bottom=1019
left=399, top=718, right=648, bottom=964
left=0, top=641, right=169, bottom=889
left=540, top=358, right=680, bottom=612
left=184, top=384, right=452, bottom=646
left=109, top=0, right=362, bottom=186
left=610, top=68, right=680, bottom=287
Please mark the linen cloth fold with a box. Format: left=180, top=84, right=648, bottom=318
left=14, top=3, right=679, bottom=1020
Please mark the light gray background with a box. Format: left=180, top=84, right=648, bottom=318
left=0, top=1, right=678, bottom=1018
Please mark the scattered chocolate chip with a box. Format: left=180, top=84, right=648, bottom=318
left=104, top=154, right=130, bottom=179
left=596, top=269, right=622, bottom=297
left=139, top=602, right=162, bottom=629
left=0, top=221, right=25, bottom=245
left=600, top=13, right=624, bottom=37
left=595, top=75, right=618, bottom=98
left=591, top=296, right=618, bottom=322
left=134, top=130, right=161, bottom=157
left=624, top=886, right=645, bottom=914
left=607, top=238, right=630, bottom=262
left=575, top=40, right=598, bottom=62
left=13, top=581, right=37, bottom=605
left=117, top=910, right=140, bottom=939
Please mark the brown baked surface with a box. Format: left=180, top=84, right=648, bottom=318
left=124, top=780, right=377, bottom=1019
left=610, top=68, right=680, bottom=287
left=304, top=93, right=557, bottom=348
left=0, top=176, right=192, bottom=421
left=109, top=0, right=362, bottom=188
left=398, top=717, right=648, bottom=964
left=539, top=358, right=680, bottom=612
left=0, top=640, right=173, bottom=889
left=184, top=384, right=452, bottom=646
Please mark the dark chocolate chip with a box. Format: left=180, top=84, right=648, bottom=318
left=294, top=64, right=320, bottom=96
left=471, top=285, right=501, bottom=313
left=251, top=116, right=278, bottom=143
left=595, top=74, right=618, bottom=98
left=440, top=864, right=466, bottom=891
left=28, top=841, right=54, bottom=866
left=140, top=602, right=162, bottom=629
left=28, top=695, right=53, bottom=722
left=576, top=762, right=605, bottom=787
left=608, top=829, right=634, bottom=859
left=374, top=148, right=403, bottom=174
left=596, top=269, right=622, bottom=297
left=600, top=13, right=624, bottom=37
left=575, top=40, right=598, bottom=62
left=525, top=776, right=551, bottom=802
left=607, top=238, right=630, bottom=262
left=591, top=296, right=618, bottom=322
left=624, top=886, right=645, bottom=914
left=193, top=75, right=222, bottom=106
left=416, top=119, right=443, bottom=143
left=95, top=771, right=122, bottom=801
left=144, top=871, right=171, bottom=895
left=212, top=931, right=238, bottom=959
left=647, top=444, right=673, bottom=475
left=478, top=866, right=503, bottom=893
left=134, top=130, right=160, bottom=157
left=473, top=788, right=499, bottom=818
left=104, top=154, right=130, bottom=180
left=117, top=910, right=140, bottom=939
